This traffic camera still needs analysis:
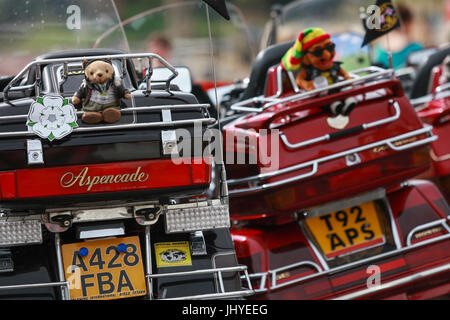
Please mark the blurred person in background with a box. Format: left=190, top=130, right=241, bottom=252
left=146, top=34, right=173, bottom=67
left=373, top=3, right=424, bottom=69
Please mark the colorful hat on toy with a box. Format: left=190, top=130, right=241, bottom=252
left=281, top=28, right=331, bottom=71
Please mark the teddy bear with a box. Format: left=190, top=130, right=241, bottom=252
left=72, top=59, right=131, bottom=124
left=281, top=28, right=356, bottom=116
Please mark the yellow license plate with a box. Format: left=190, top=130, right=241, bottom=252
left=62, top=236, right=147, bottom=300
left=305, top=201, right=385, bottom=259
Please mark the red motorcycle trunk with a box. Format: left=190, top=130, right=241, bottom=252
left=225, top=73, right=435, bottom=221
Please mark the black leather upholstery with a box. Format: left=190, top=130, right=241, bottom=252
left=410, top=46, right=450, bottom=99
left=239, top=41, right=294, bottom=101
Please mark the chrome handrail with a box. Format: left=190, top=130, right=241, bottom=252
left=227, top=125, right=437, bottom=195
left=147, top=265, right=254, bottom=300
left=230, top=66, right=393, bottom=113
left=406, top=218, right=450, bottom=246
left=279, top=100, right=401, bottom=150
left=333, top=262, right=450, bottom=300
left=0, top=103, right=211, bottom=122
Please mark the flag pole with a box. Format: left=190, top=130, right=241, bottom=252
left=385, top=33, right=395, bottom=77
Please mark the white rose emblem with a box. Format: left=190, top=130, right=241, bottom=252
left=27, top=95, right=78, bottom=141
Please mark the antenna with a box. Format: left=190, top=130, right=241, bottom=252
left=205, top=4, right=229, bottom=200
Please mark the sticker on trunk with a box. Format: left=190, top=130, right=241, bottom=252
left=154, top=241, right=192, bottom=268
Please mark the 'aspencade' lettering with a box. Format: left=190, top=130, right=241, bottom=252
left=60, top=167, right=149, bottom=191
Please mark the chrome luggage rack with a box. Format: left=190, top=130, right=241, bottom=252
left=231, top=66, right=394, bottom=113
left=0, top=199, right=255, bottom=300
left=0, top=103, right=215, bottom=139
left=2, top=52, right=178, bottom=101
left=0, top=52, right=217, bottom=139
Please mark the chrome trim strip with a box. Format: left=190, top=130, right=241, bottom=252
left=279, top=101, right=401, bottom=150
left=228, top=125, right=437, bottom=195
left=270, top=261, right=322, bottom=290
left=333, top=262, right=450, bottom=300
left=0, top=281, right=69, bottom=291
left=164, top=290, right=255, bottom=300
left=406, top=218, right=450, bottom=246
left=0, top=118, right=216, bottom=138
left=430, top=149, right=450, bottom=162
left=0, top=104, right=211, bottom=122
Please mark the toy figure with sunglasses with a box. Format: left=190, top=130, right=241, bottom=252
left=282, top=28, right=352, bottom=91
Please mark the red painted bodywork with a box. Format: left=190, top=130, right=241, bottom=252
left=231, top=180, right=450, bottom=300
left=224, top=66, right=431, bottom=221
left=416, top=65, right=450, bottom=202
left=225, top=63, right=450, bottom=299
left=0, top=157, right=211, bottom=200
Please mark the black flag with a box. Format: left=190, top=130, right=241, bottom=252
left=202, top=0, right=230, bottom=20
left=361, top=0, right=401, bottom=47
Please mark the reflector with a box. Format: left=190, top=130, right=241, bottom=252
left=0, top=220, right=42, bottom=247
left=165, top=203, right=230, bottom=233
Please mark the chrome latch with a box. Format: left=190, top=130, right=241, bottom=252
left=161, top=130, right=178, bottom=155
left=190, top=231, right=207, bottom=256
left=134, top=206, right=162, bottom=225
left=345, top=153, right=361, bottom=166
left=26, top=139, right=44, bottom=165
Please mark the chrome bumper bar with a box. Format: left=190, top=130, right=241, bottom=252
left=148, top=265, right=254, bottom=300
left=333, top=262, right=450, bottom=300
left=227, top=125, right=437, bottom=196
left=244, top=222, right=450, bottom=295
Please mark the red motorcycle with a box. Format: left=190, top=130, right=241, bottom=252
left=221, top=0, right=450, bottom=300
left=409, top=47, right=450, bottom=203
left=0, top=0, right=252, bottom=300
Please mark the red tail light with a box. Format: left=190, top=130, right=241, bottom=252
left=0, top=172, right=16, bottom=199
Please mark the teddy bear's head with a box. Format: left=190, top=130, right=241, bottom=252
left=83, top=59, right=114, bottom=85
